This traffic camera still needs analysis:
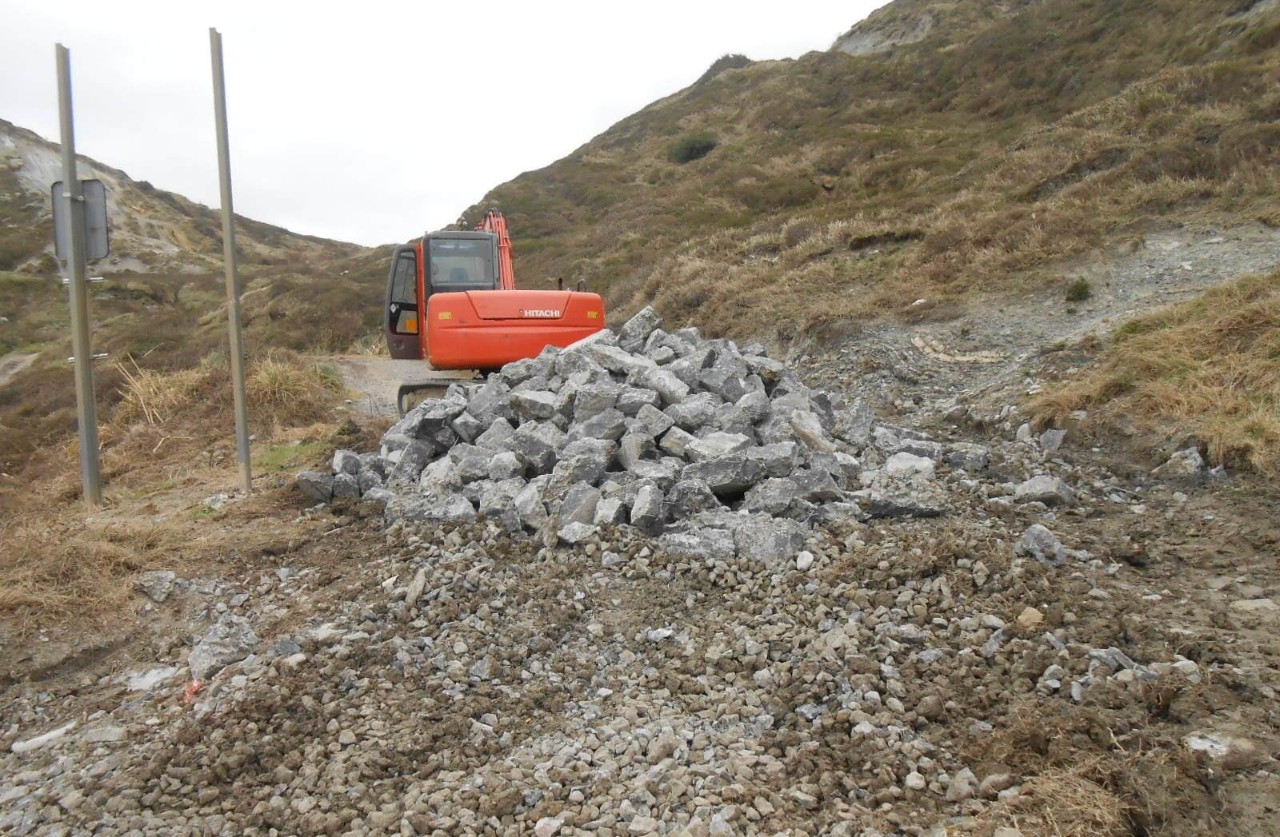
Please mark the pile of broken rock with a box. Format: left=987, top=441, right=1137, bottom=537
left=299, top=308, right=978, bottom=565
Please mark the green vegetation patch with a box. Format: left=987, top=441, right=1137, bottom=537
left=667, top=131, right=718, bottom=165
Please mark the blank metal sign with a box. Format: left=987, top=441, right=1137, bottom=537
left=51, top=179, right=109, bottom=261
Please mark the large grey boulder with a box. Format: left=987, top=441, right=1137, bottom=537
left=513, top=481, right=550, bottom=531
left=945, top=443, right=990, bottom=471
left=385, top=493, right=477, bottom=526
left=332, top=449, right=362, bottom=476
left=447, top=444, right=494, bottom=483
left=386, top=397, right=466, bottom=446
left=666, top=479, right=722, bottom=519
left=450, top=410, right=484, bottom=443
left=681, top=455, right=765, bottom=496
left=465, top=379, right=513, bottom=424
left=478, top=479, right=524, bottom=530
left=509, top=421, right=566, bottom=472
left=618, top=306, right=663, bottom=353
left=699, top=367, right=748, bottom=403
left=1152, top=448, right=1206, bottom=480
left=588, top=343, right=658, bottom=378
left=296, top=471, right=333, bottom=503
left=744, top=442, right=802, bottom=478
left=717, top=390, right=771, bottom=433
left=1014, top=475, right=1077, bottom=506
left=665, top=393, right=721, bottom=432
left=630, top=366, right=690, bottom=406
left=853, top=474, right=949, bottom=518
left=551, top=439, right=615, bottom=487
left=883, top=452, right=936, bottom=480
left=658, top=426, right=697, bottom=458
left=594, top=497, right=627, bottom=525
left=819, top=451, right=863, bottom=487
left=835, top=398, right=876, bottom=449
left=358, top=469, right=384, bottom=495
left=686, top=432, right=753, bottom=462
left=744, top=478, right=799, bottom=516
left=666, top=354, right=715, bottom=390
left=789, top=410, right=837, bottom=453
left=558, top=482, right=602, bottom=526
left=391, top=440, right=436, bottom=483
left=634, top=403, right=675, bottom=437
left=136, top=570, right=178, bottom=604
left=496, top=355, right=549, bottom=387
left=1040, top=429, right=1067, bottom=453
left=573, top=382, right=622, bottom=422
left=331, top=472, right=360, bottom=499
left=419, top=457, right=461, bottom=494
left=629, top=458, right=683, bottom=490
left=791, top=468, right=844, bottom=502
left=487, top=451, right=525, bottom=482
left=616, top=386, right=661, bottom=416
left=755, top=414, right=798, bottom=446
left=475, top=417, right=516, bottom=451
left=189, top=613, right=260, bottom=680
left=630, top=482, right=665, bottom=533
left=893, top=438, right=943, bottom=461
left=617, top=433, right=657, bottom=470
left=554, top=345, right=609, bottom=380
left=557, top=521, right=598, bottom=545
left=658, top=529, right=735, bottom=562
left=743, top=354, right=786, bottom=385
left=570, top=408, right=628, bottom=442
left=1015, top=524, right=1067, bottom=566
left=730, top=514, right=806, bottom=565
left=510, top=390, right=560, bottom=422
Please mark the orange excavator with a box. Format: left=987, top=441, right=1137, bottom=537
left=384, top=210, right=605, bottom=410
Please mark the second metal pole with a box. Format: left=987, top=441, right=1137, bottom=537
left=210, top=28, right=252, bottom=494
left=56, top=44, right=102, bottom=508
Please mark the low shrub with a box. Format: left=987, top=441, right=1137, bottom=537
left=667, top=131, right=718, bottom=165
left=1065, top=277, right=1092, bottom=302
left=696, top=54, right=753, bottom=86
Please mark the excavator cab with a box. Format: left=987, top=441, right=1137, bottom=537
left=385, top=232, right=500, bottom=359
left=384, top=211, right=605, bottom=375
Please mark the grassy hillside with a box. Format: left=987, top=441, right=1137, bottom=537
left=0, top=254, right=390, bottom=476
left=467, top=0, right=1280, bottom=342
left=1032, top=269, right=1280, bottom=471
left=0, top=118, right=361, bottom=274
left=0, top=118, right=397, bottom=482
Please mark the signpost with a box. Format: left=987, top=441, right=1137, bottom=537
left=210, top=28, right=253, bottom=495
left=52, top=178, right=108, bottom=261
left=54, top=44, right=103, bottom=508
left=48, top=35, right=253, bottom=500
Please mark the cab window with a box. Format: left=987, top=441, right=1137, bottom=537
left=389, top=251, right=418, bottom=334
left=429, top=239, right=494, bottom=290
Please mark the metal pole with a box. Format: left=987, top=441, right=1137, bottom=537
left=56, top=44, right=102, bottom=508
left=209, top=28, right=252, bottom=494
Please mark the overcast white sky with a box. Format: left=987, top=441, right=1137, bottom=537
left=1, top=0, right=888, bottom=246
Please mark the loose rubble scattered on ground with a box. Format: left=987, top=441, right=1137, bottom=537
left=2, top=308, right=1275, bottom=836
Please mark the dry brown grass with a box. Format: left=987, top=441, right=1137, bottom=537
left=0, top=349, right=348, bottom=633
left=976, top=760, right=1129, bottom=837
left=1030, top=271, right=1280, bottom=471
left=0, top=516, right=184, bottom=616
left=246, top=350, right=344, bottom=429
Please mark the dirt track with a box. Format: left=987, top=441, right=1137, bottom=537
left=328, top=356, right=477, bottom=418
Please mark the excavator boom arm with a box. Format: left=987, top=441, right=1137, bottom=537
left=476, top=209, right=516, bottom=290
